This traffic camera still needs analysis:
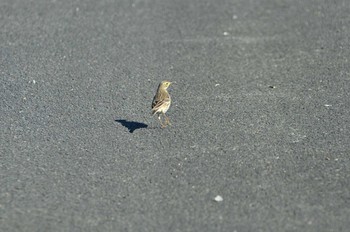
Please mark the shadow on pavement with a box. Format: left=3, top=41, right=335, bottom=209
left=115, top=119, right=148, bottom=133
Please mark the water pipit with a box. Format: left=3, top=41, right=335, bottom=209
left=151, top=81, right=173, bottom=128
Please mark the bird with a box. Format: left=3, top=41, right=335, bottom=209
left=151, top=81, right=173, bottom=128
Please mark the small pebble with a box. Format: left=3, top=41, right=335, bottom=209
left=214, top=195, right=223, bottom=202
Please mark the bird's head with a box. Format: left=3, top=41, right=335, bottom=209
left=160, top=80, right=173, bottom=89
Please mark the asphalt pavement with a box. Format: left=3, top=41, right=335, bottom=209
left=1, top=0, right=350, bottom=231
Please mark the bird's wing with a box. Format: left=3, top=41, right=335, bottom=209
left=152, top=98, right=170, bottom=114
left=153, top=98, right=170, bottom=108
left=152, top=90, right=169, bottom=107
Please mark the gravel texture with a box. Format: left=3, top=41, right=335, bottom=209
left=1, top=0, right=350, bottom=231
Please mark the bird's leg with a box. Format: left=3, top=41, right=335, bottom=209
left=163, top=113, right=171, bottom=126
left=158, top=114, right=166, bottom=128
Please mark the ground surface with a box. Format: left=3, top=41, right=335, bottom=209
left=1, top=0, right=350, bottom=231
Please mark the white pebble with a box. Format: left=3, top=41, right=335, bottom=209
left=214, top=195, right=223, bottom=202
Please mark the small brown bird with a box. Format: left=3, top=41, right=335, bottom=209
left=152, top=81, right=173, bottom=128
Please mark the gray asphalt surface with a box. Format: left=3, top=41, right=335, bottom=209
left=1, top=0, right=350, bottom=231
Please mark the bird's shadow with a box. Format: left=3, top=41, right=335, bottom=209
left=115, top=119, right=148, bottom=133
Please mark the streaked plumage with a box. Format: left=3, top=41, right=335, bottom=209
left=152, top=81, right=173, bottom=128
